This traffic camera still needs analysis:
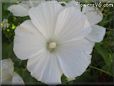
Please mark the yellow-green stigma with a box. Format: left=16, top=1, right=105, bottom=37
left=47, top=41, right=57, bottom=52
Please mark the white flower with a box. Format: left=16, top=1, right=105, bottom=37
left=8, top=0, right=45, bottom=16
left=0, top=59, right=24, bottom=84
left=13, top=1, right=106, bottom=84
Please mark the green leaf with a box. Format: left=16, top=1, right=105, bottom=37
left=95, top=44, right=113, bottom=76
left=61, top=75, right=68, bottom=84
left=90, top=65, right=113, bottom=77
left=102, top=53, right=114, bottom=76
left=15, top=67, right=44, bottom=85
left=95, top=44, right=112, bottom=66
left=2, top=43, right=12, bottom=59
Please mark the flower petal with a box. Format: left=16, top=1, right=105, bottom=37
left=55, top=7, right=91, bottom=42
left=57, top=39, right=94, bottom=78
left=27, top=49, right=62, bottom=84
left=66, top=0, right=81, bottom=11
left=14, top=20, right=45, bottom=60
left=0, top=59, right=14, bottom=84
left=29, top=1, right=63, bottom=39
left=12, top=72, right=24, bottom=84
left=86, top=25, right=106, bottom=42
left=82, top=6, right=103, bottom=25
left=8, top=4, right=29, bottom=16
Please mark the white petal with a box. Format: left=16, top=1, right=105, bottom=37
left=66, top=0, right=81, bottom=11
left=86, top=25, right=106, bottom=42
left=21, top=0, right=45, bottom=8
left=27, top=49, right=62, bottom=84
left=14, top=20, right=45, bottom=60
left=29, top=1, right=63, bottom=39
left=82, top=6, right=103, bottom=25
left=55, top=7, right=91, bottom=42
left=0, top=59, right=14, bottom=83
left=12, top=72, right=24, bottom=84
left=57, top=39, right=94, bottom=78
left=8, top=4, right=29, bottom=16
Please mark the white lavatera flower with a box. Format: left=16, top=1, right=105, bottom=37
left=13, top=1, right=106, bottom=84
left=8, top=0, right=45, bottom=16
left=0, top=59, right=24, bottom=84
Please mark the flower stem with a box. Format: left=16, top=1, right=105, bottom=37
left=89, top=65, right=113, bottom=77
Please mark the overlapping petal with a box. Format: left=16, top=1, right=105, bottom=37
left=27, top=49, right=62, bottom=84
left=82, top=6, right=103, bottom=25
left=55, top=7, right=91, bottom=42
left=66, top=0, right=81, bottom=11
left=14, top=20, right=45, bottom=60
left=29, top=1, right=63, bottom=39
left=57, top=39, right=94, bottom=78
left=86, top=25, right=106, bottom=42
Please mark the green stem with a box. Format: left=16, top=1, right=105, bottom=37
left=89, top=65, right=113, bottom=77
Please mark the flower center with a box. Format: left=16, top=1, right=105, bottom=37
left=49, top=42, right=57, bottom=49
left=47, top=41, right=57, bottom=52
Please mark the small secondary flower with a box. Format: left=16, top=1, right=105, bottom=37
left=8, top=0, right=45, bottom=16
left=0, top=59, right=24, bottom=84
